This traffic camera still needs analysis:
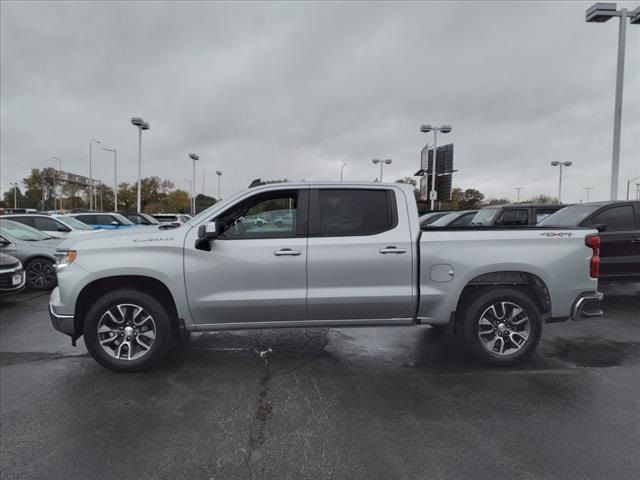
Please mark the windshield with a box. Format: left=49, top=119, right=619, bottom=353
left=111, top=213, right=134, bottom=226
left=139, top=213, right=160, bottom=224
left=538, top=204, right=599, bottom=227
left=58, top=216, right=93, bottom=230
left=0, top=219, right=52, bottom=241
left=470, top=208, right=499, bottom=225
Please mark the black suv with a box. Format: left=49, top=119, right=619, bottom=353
left=539, top=201, right=640, bottom=281
left=471, top=203, right=567, bottom=226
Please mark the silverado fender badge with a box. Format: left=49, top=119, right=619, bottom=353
left=133, top=237, right=175, bottom=242
left=539, top=232, right=572, bottom=237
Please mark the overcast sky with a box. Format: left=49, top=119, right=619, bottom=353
left=1, top=0, right=639, bottom=204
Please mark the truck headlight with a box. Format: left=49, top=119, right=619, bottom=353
left=56, top=250, right=77, bottom=269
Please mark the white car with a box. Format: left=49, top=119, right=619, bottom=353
left=2, top=213, right=98, bottom=238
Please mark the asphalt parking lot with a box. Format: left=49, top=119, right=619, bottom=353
left=1, top=284, right=639, bottom=480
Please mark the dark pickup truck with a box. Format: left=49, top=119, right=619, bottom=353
left=539, top=201, right=640, bottom=281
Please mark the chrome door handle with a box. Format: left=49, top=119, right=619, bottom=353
left=379, top=246, right=407, bottom=254
left=274, top=248, right=302, bottom=256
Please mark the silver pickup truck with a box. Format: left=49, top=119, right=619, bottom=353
left=49, top=182, right=603, bottom=371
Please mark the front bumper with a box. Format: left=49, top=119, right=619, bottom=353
left=570, top=291, right=604, bottom=321
left=49, top=287, right=75, bottom=336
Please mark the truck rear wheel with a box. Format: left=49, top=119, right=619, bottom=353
left=84, top=289, right=174, bottom=372
left=459, top=287, right=542, bottom=366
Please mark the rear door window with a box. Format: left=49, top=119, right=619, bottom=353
left=75, top=215, right=97, bottom=225
left=312, top=189, right=396, bottom=236
left=7, top=216, right=35, bottom=228
left=34, top=217, right=62, bottom=231
left=586, top=206, right=635, bottom=232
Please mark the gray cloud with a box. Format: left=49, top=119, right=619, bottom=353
left=1, top=0, right=639, bottom=204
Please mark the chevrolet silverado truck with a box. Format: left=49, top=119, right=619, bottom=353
left=49, top=182, right=603, bottom=371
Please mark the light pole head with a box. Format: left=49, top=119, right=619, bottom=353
left=585, top=3, right=617, bottom=23
left=420, top=125, right=433, bottom=133
left=631, top=6, right=640, bottom=24
left=216, top=170, right=222, bottom=176
left=440, top=125, right=452, bottom=134
left=563, top=161, right=573, bottom=167
left=131, top=117, right=144, bottom=126
left=383, top=159, right=392, bottom=165
left=372, top=159, right=381, bottom=165
left=141, top=122, right=150, bottom=131
left=189, top=153, right=199, bottom=161
left=551, top=161, right=561, bottom=166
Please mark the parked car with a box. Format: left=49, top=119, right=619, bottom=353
left=67, top=212, right=135, bottom=230
left=471, top=203, right=566, bottom=226
left=429, top=210, right=479, bottom=227
left=0, top=253, right=26, bottom=294
left=0, top=219, right=61, bottom=290
left=3, top=213, right=97, bottom=238
left=50, top=182, right=602, bottom=372
left=121, top=212, right=161, bottom=226
left=419, top=211, right=451, bottom=227
left=151, top=213, right=192, bottom=227
left=539, top=200, right=640, bottom=281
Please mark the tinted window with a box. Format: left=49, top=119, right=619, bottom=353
left=6, top=216, right=35, bottom=228
left=496, top=209, right=528, bottom=226
left=154, top=215, right=178, bottom=222
left=451, top=211, right=477, bottom=226
left=538, top=205, right=600, bottom=227
left=75, top=215, right=97, bottom=224
left=125, top=213, right=145, bottom=224
left=34, top=217, right=63, bottom=231
left=471, top=208, right=499, bottom=225
left=58, top=216, right=93, bottom=230
left=219, top=190, right=298, bottom=239
left=586, top=206, right=634, bottom=232
left=317, top=189, right=395, bottom=236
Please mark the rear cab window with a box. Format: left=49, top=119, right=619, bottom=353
left=585, top=205, right=635, bottom=232
left=496, top=209, right=528, bottom=226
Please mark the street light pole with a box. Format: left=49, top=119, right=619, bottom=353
left=626, top=177, right=640, bottom=199
left=586, top=3, right=640, bottom=200
left=189, top=154, right=199, bottom=215
left=89, top=139, right=100, bottom=210
left=584, top=187, right=594, bottom=202
left=340, top=162, right=346, bottom=181
left=550, top=161, right=573, bottom=203
left=216, top=170, right=222, bottom=200
left=514, top=187, right=523, bottom=202
left=103, top=148, right=118, bottom=211
left=371, top=159, right=392, bottom=182
left=52, top=156, right=62, bottom=211
left=131, top=117, right=150, bottom=212
left=10, top=182, right=18, bottom=208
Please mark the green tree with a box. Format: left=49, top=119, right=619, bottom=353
left=195, top=193, right=217, bottom=213
left=2, top=186, right=26, bottom=208
left=526, top=194, right=559, bottom=204
left=485, top=197, right=511, bottom=206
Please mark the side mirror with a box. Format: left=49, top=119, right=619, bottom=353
left=111, top=221, right=119, bottom=227
left=57, top=226, right=71, bottom=232
left=595, top=223, right=607, bottom=233
left=198, top=220, right=219, bottom=240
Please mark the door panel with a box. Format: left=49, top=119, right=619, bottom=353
left=306, top=188, right=415, bottom=320
left=183, top=187, right=309, bottom=325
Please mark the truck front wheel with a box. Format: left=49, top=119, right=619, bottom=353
left=84, top=289, right=174, bottom=372
left=459, top=287, right=542, bottom=366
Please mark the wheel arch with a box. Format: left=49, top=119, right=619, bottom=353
left=453, top=271, right=551, bottom=331
left=74, top=275, right=180, bottom=338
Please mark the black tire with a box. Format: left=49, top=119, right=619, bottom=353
left=84, top=288, right=174, bottom=372
left=458, top=287, right=542, bottom=366
left=25, top=258, right=57, bottom=290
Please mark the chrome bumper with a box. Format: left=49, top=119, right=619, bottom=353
left=570, top=291, right=604, bottom=321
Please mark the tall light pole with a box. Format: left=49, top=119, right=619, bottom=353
left=52, top=156, right=62, bottom=211
left=626, top=176, right=640, bottom=199
left=371, top=159, right=392, bottom=182
left=514, top=187, right=524, bottom=202
left=9, top=182, right=18, bottom=208
left=102, top=147, right=118, bottom=211
left=131, top=117, right=150, bottom=212
left=340, top=162, right=347, bottom=181
left=584, top=187, right=595, bottom=202
left=89, top=139, right=101, bottom=210
left=420, top=124, right=452, bottom=210
left=550, top=161, right=572, bottom=203
left=586, top=3, right=640, bottom=200
left=216, top=170, right=223, bottom=200
left=189, top=153, right=199, bottom=215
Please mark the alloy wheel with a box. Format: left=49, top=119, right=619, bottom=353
left=477, top=301, right=531, bottom=356
left=97, top=304, right=157, bottom=361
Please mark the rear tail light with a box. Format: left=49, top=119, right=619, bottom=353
left=585, top=235, right=600, bottom=278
